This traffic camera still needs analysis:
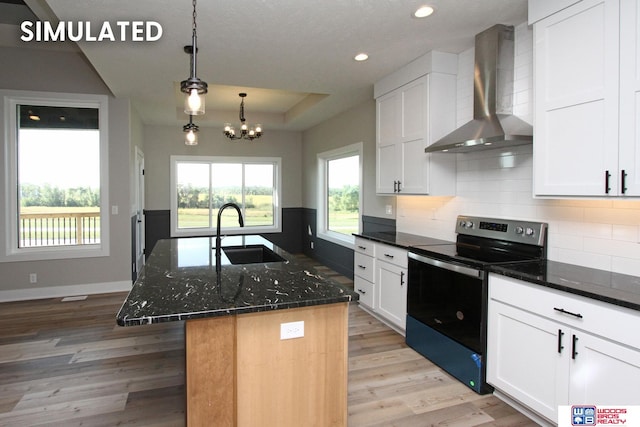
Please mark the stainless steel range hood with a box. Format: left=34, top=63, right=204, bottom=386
left=425, top=24, right=532, bottom=153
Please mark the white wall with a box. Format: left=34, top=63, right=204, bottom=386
left=302, top=99, right=393, bottom=218
left=143, top=125, right=303, bottom=211
left=397, top=23, right=640, bottom=277
left=0, top=47, right=134, bottom=300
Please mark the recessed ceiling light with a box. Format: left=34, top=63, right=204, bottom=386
left=354, top=53, right=369, bottom=62
left=413, top=5, right=435, bottom=18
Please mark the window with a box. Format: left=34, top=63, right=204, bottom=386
left=1, top=91, right=109, bottom=262
left=317, top=143, right=362, bottom=247
left=171, top=156, right=281, bottom=236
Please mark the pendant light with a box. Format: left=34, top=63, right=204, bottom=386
left=183, top=115, right=199, bottom=145
left=223, top=93, right=263, bottom=141
left=180, top=0, right=208, bottom=115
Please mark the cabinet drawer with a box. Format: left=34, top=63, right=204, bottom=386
left=489, top=274, right=640, bottom=350
left=375, top=243, right=407, bottom=268
left=354, top=252, right=375, bottom=282
left=354, top=238, right=375, bottom=256
left=354, top=276, right=374, bottom=309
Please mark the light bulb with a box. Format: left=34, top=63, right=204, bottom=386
left=185, top=129, right=198, bottom=145
left=185, top=89, right=205, bottom=115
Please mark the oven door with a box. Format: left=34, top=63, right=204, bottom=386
left=406, top=251, right=492, bottom=394
left=407, top=252, right=485, bottom=353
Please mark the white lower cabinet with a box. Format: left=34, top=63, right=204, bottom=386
left=487, top=274, right=640, bottom=423
left=353, top=238, right=408, bottom=333
left=376, top=260, right=407, bottom=331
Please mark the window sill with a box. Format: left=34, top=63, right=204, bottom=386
left=317, top=230, right=355, bottom=250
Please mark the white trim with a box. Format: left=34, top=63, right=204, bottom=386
left=170, top=155, right=282, bottom=237
left=0, top=280, right=131, bottom=303
left=0, top=90, right=110, bottom=262
left=316, top=142, right=363, bottom=249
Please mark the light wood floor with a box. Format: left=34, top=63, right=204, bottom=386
left=0, top=263, right=538, bottom=426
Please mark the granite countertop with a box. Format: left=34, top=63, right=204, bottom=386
left=353, top=231, right=453, bottom=249
left=356, top=231, right=640, bottom=312
left=117, top=235, right=358, bottom=326
left=490, top=260, right=640, bottom=312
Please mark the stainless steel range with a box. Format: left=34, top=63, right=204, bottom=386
left=406, top=215, right=548, bottom=394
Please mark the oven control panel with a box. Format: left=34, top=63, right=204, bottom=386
left=456, top=215, right=547, bottom=246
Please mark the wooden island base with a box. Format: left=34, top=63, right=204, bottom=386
left=185, top=302, right=349, bottom=427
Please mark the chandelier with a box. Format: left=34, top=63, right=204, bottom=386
left=183, top=115, right=199, bottom=145
left=180, top=0, right=207, bottom=116
left=223, top=93, right=263, bottom=141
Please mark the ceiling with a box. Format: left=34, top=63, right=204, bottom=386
left=1, top=0, right=528, bottom=132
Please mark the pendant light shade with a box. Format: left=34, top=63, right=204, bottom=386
left=183, top=116, right=199, bottom=145
left=180, top=0, right=208, bottom=115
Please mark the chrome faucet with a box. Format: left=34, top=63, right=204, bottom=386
left=215, top=202, right=244, bottom=271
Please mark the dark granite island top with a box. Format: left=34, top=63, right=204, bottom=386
left=117, top=235, right=355, bottom=426
left=117, top=235, right=358, bottom=326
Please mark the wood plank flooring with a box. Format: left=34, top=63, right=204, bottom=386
left=0, top=261, right=538, bottom=426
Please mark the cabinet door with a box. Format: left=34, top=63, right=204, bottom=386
left=569, top=331, right=640, bottom=405
left=487, top=300, right=568, bottom=422
left=533, top=0, right=620, bottom=196
left=400, top=77, right=427, bottom=142
left=377, top=91, right=399, bottom=147
left=376, top=143, right=398, bottom=194
left=376, top=260, right=407, bottom=331
left=619, top=0, right=640, bottom=196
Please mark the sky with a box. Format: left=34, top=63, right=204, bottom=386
left=18, top=129, right=100, bottom=189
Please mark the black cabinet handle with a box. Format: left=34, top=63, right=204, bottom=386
left=605, top=170, right=611, bottom=194
left=393, top=180, right=398, bottom=192
left=554, top=307, right=583, bottom=319
left=358, top=245, right=367, bottom=250
left=357, top=288, right=366, bottom=294
left=357, top=264, right=366, bottom=269
left=622, top=169, right=628, bottom=194
left=572, top=334, right=579, bottom=360
left=400, top=271, right=405, bottom=286
left=557, top=329, right=564, bottom=354
left=384, top=253, right=394, bottom=259
left=397, top=180, right=402, bottom=192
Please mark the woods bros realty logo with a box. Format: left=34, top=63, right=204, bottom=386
left=20, top=20, right=162, bottom=42
left=559, top=405, right=640, bottom=426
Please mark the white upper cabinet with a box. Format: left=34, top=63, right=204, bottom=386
left=619, top=0, right=640, bottom=195
left=533, top=0, right=640, bottom=196
left=374, top=51, right=457, bottom=195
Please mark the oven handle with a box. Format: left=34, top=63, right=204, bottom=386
left=409, top=252, right=485, bottom=279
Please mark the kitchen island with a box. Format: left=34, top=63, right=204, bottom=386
left=117, top=235, right=357, bottom=427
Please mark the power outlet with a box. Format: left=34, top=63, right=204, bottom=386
left=280, top=321, right=304, bottom=340
left=29, top=273, right=37, bottom=284
left=310, top=241, right=314, bottom=249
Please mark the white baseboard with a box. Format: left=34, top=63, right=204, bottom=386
left=0, top=280, right=132, bottom=302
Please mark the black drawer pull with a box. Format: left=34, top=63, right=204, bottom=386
left=384, top=253, right=394, bottom=259
left=400, top=271, right=405, bottom=286
left=357, top=288, right=366, bottom=294
left=553, top=307, right=583, bottom=319
left=358, top=245, right=367, bottom=250
left=572, top=334, right=579, bottom=360
left=605, top=170, right=611, bottom=194
left=357, top=264, right=366, bottom=269
left=557, top=329, right=564, bottom=354
left=622, top=169, right=628, bottom=194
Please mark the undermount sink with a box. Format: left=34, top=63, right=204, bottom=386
left=222, top=245, right=286, bottom=265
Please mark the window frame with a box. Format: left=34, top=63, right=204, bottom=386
left=317, top=142, right=363, bottom=249
left=170, top=155, right=282, bottom=237
left=1, top=90, right=110, bottom=262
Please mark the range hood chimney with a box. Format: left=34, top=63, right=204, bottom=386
left=425, top=24, right=532, bottom=153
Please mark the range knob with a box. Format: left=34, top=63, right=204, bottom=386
left=515, top=226, right=524, bottom=235
left=465, top=221, right=474, bottom=229
left=525, top=227, right=535, bottom=236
